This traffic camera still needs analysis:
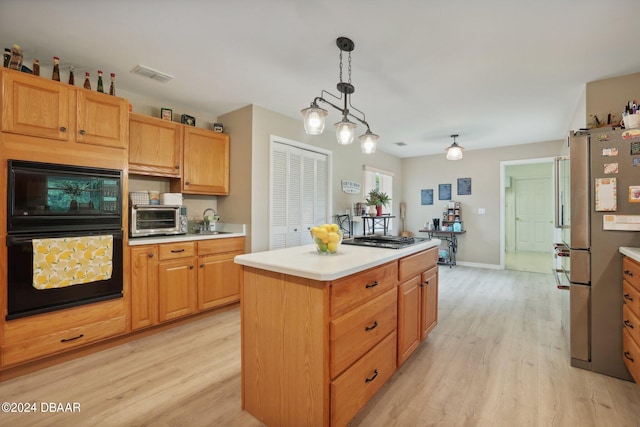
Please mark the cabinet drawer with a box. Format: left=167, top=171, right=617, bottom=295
left=3, top=298, right=125, bottom=344
left=330, top=288, right=397, bottom=379
left=2, top=315, right=127, bottom=367
left=398, top=247, right=438, bottom=282
left=624, top=280, right=640, bottom=317
left=623, top=257, right=640, bottom=291
left=623, top=304, right=640, bottom=347
left=330, top=262, right=398, bottom=318
left=158, top=242, right=195, bottom=260
left=623, top=328, right=640, bottom=385
left=198, top=237, right=244, bottom=255
left=331, top=331, right=397, bottom=427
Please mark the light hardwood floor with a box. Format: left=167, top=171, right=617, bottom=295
left=1, top=267, right=639, bottom=427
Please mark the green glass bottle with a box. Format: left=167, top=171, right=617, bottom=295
left=96, top=70, right=104, bottom=93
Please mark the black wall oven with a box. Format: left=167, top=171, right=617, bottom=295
left=6, top=160, right=124, bottom=320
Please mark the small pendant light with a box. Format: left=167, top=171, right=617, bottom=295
left=446, top=134, right=464, bottom=160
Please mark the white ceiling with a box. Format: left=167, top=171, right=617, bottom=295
left=2, top=0, right=640, bottom=158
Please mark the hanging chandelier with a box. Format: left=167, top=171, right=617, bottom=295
left=301, top=37, right=379, bottom=154
left=445, top=134, right=464, bottom=160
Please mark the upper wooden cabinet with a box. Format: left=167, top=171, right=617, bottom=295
left=1, top=68, right=128, bottom=149
left=177, top=127, right=230, bottom=195
left=129, top=113, right=182, bottom=177
left=76, top=90, right=128, bottom=148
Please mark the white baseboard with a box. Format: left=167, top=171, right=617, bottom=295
left=454, top=261, right=503, bottom=270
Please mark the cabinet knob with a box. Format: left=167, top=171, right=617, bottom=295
left=59, top=126, right=67, bottom=132
left=175, top=165, right=180, bottom=170
left=190, top=265, right=194, bottom=270
left=185, top=181, right=190, bottom=186
left=79, top=129, right=86, bottom=135
left=148, top=253, right=154, bottom=258
left=200, top=263, right=204, bottom=268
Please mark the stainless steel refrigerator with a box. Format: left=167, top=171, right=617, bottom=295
left=555, top=127, right=640, bottom=380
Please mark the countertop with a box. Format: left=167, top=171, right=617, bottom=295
left=234, top=238, right=441, bottom=281
left=620, top=247, right=640, bottom=263
left=128, top=223, right=246, bottom=246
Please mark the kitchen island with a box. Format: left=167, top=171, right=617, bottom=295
left=235, top=238, right=440, bottom=427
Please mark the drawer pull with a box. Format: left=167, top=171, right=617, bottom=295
left=624, top=293, right=634, bottom=302
left=365, top=369, right=379, bottom=383
left=624, top=269, right=634, bottom=277
left=190, top=265, right=194, bottom=270
left=624, top=351, right=635, bottom=362
left=148, top=253, right=154, bottom=258
left=365, top=280, right=379, bottom=289
left=79, top=129, right=86, bottom=135
left=624, top=320, right=634, bottom=329
left=364, top=321, right=378, bottom=332
left=61, top=334, right=84, bottom=343
left=59, top=126, right=67, bottom=132
left=171, top=249, right=186, bottom=253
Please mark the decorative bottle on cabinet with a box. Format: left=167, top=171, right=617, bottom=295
left=68, top=66, right=75, bottom=85
left=97, top=70, right=104, bottom=93
left=51, top=56, right=60, bottom=81
left=109, top=73, right=115, bottom=95
left=32, top=59, right=40, bottom=76
left=83, top=71, right=91, bottom=90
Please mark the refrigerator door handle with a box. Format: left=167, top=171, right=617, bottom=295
left=554, top=156, right=569, bottom=229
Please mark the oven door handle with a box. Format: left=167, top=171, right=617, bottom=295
left=7, top=229, right=123, bottom=246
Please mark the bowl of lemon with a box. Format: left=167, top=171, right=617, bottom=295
left=310, top=224, right=343, bottom=254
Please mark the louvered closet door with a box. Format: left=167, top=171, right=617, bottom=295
left=270, top=142, right=328, bottom=249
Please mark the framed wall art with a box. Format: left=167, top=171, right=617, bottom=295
left=438, top=184, right=451, bottom=200
left=457, top=177, right=472, bottom=195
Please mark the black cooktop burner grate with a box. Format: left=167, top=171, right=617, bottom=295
left=342, top=235, right=429, bottom=249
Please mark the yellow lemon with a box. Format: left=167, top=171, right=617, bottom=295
left=311, top=226, right=321, bottom=236
left=328, top=232, right=340, bottom=243
left=330, top=223, right=339, bottom=232
left=315, top=228, right=327, bottom=240
left=328, top=242, right=338, bottom=252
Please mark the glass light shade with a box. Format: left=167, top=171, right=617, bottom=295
left=445, top=143, right=464, bottom=160
left=334, top=117, right=357, bottom=145
left=359, top=131, right=378, bottom=154
left=301, top=105, right=328, bottom=135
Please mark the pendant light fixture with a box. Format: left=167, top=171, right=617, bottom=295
left=445, top=134, right=464, bottom=160
left=301, top=37, right=379, bottom=154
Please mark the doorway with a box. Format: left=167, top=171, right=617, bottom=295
left=501, top=159, right=555, bottom=273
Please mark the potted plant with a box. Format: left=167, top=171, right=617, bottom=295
left=365, top=189, right=391, bottom=216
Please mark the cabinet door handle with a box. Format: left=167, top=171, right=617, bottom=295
left=364, top=321, right=378, bottom=332
left=624, top=293, right=634, bottom=302
left=624, top=320, right=634, bottom=329
left=185, top=181, right=190, bottom=186
left=175, top=165, right=180, bottom=169
left=189, top=265, right=194, bottom=270
left=365, top=280, right=379, bottom=289
left=148, top=253, right=154, bottom=258
left=59, top=126, right=67, bottom=132
left=624, top=269, right=634, bottom=277
left=79, top=129, right=86, bottom=135
left=61, top=334, right=84, bottom=343
left=200, top=263, right=204, bottom=268
left=624, top=351, right=635, bottom=362
left=171, top=249, right=185, bottom=253
left=365, top=369, right=379, bottom=383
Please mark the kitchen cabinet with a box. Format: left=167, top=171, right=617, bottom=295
left=1, top=68, right=128, bottom=149
left=1, top=298, right=127, bottom=367
left=622, top=255, right=640, bottom=385
left=397, top=247, right=439, bottom=366
left=130, top=245, right=159, bottom=330
left=129, top=113, right=182, bottom=177
left=169, top=127, right=229, bottom=195
left=130, top=238, right=244, bottom=331
left=242, top=259, right=398, bottom=427
left=197, top=237, right=244, bottom=310
left=157, top=242, right=197, bottom=322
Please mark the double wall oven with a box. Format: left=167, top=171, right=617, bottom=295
left=6, top=160, right=124, bottom=320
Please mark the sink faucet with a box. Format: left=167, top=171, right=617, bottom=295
left=203, top=208, right=217, bottom=231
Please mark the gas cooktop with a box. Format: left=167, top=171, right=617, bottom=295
left=342, top=235, right=429, bottom=249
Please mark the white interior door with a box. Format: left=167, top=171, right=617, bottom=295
left=514, top=177, right=552, bottom=252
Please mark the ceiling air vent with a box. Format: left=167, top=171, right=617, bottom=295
left=130, top=64, right=174, bottom=83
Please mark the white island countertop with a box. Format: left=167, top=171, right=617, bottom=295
left=234, top=238, right=441, bottom=281
left=620, top=247, right=640, bottom=263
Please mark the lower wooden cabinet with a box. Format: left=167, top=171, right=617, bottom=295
left=130, top=238, right=244, bottom=331
left=397, top=247, right=439, bottom=366
left=2, top=298, right=127, bottom=367
left=623, top=255, right=640, bottom=385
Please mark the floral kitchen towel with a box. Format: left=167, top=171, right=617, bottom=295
left=32, top=235, right=113, bottom=289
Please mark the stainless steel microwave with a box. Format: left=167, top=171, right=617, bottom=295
left=130, top=205, right=186, bottom=237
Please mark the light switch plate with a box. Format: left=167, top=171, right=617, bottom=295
left=478, top=208, right=486, bottom=215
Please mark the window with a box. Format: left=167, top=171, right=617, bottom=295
left=363, top=165, right=394, bottom=229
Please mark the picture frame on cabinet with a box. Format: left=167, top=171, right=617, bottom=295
left=181, top=114, right=196, bottom=126
left=161, top=108, right=172, bottom=121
